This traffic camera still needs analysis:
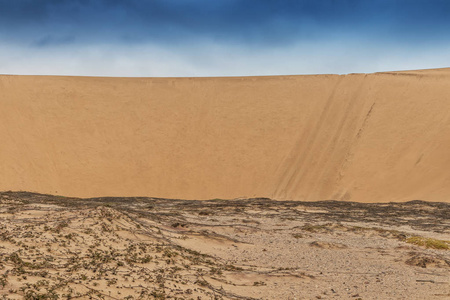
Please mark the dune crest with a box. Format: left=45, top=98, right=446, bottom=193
left=1, top=68, right=450, bottom=202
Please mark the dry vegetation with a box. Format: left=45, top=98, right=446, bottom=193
left=0, top=192, right=449, bottom=299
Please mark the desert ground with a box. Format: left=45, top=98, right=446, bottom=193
left=0, top=192, right=448, bottom=299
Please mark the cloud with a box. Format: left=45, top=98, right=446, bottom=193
left=0, top=38, right=449, bottom=77
left=0, top=1, right=449, bottom=76
left=1, top=0, right=450, bottom=46
left=33, top=35, right=76, bottom=47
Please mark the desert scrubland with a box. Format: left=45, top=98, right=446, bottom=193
left=0, top=192, right=449, bottom=299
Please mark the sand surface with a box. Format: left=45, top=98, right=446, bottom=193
left=0, top=192, right=448, bottom=299
left=1, top=69, right=450, bottom=202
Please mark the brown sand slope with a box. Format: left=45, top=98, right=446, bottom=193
left=1, top=68, right=450, bottom=202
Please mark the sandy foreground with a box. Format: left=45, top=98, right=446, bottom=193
left=1, top=69, right=450, bottom=202
left=0, top=192, right=448, bottom=299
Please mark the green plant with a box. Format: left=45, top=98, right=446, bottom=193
left=406, top=236, right=449, bottom=250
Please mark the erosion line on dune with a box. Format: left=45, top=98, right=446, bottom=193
left=307, top=75, right=369, bottom=199
left=273, top=76, right=345, bottom=199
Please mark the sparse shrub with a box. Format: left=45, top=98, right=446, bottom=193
left=406, top=236, right=449, bottom=250
left=53, top=221, right=69, bottom=233
left=0, top=276, right=7, bottom=288
left=195, top=279, right=209, bottom=287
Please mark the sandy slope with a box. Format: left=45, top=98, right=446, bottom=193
left=1, top=192, right=449, bottom=299
left=1, top=68, right=450, bottom=202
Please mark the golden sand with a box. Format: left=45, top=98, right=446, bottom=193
left=1, top=69, right=450, bottom=202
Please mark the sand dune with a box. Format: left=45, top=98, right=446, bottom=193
left=1, top=68, right=450, bottom=202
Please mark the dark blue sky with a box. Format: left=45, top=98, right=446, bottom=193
left=1, top=0, right=449, bottom=76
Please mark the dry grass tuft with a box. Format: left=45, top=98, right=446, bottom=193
left=406, top=236, right=449, bottom=250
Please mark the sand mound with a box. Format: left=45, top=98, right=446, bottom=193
left=1, top=68, right=450, bottom=202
